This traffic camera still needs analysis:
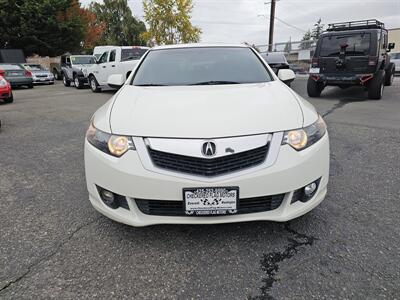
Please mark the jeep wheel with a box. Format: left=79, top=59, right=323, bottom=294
left=89, top=75, right=101, bottom=93
left=368, top=70, right=385, bottom=100
left=384, top=63, right=395, bottom=86
left=307, top=78, right=324, bottom=97
left=62, top=74, right=71, bottom=87
left=74, top=76, right=84, bottom=89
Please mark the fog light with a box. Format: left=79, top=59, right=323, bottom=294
left=101, top=190, right=115, bottom=205
left=291, top=178, right=321, bottom=204
left=96, top=186, right=130, bottom=210
left=304, top=182, right=317, bottom=196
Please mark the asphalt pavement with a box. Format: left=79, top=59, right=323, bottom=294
left=0, top=77, right=399, bottom=299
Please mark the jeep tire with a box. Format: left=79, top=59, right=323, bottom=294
left=62, top=73, right=71, bottom=87
left=384, top=63, right=395, bottom=86
left=74, top=75, right=84, bottom=89
left=307, top=78, right=324, bottom=97
left=368, top=70, right=385, bottom=100
left=89, top=75, right=101, bottom=93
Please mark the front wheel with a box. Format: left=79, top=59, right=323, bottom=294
left=74, top=76, right=84, bottom=89
left=368, top=70, right=385, bottom=100
left=307, top=78, right=324, bottom=97
left=89, top=76, right=101, bottom=93
left=4, top=93, right=13, bottom=103
left=62, top=74, right=71, bottom=87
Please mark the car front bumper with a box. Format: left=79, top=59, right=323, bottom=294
left=33, top=77, right=54, bottom=84
left=8, top=77, right=33, bottom=87
left=84, top=133, right=330, bottom=227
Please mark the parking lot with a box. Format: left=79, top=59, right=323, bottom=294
left=0, top=78, right=399, bottom=299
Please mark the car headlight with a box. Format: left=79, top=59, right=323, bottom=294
left=282, top=115, right=327, bottom=151
left=86, top=122, right=135, bottom=157
left=0, top=78, right=8, bottom=87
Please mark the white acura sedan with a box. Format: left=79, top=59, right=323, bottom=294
left=84, top=44, right=329, bottom=227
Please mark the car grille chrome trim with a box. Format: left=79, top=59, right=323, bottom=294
left=133, top=132, right=283, bottom=182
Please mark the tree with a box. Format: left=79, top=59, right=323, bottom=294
left=90, top=0, right=147, bottom=46
left=0, top=0, right=99, bottom=56
left=142, top=0, right=201, bottom=45
left=312, top=18, right=324, bottom=40
left=300, top=30, right=312, bottom=50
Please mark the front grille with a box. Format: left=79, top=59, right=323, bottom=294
left=36, top=75, right=47, bottom=78
left=135, top=194, right=285, bottom=216
left=148, top=144, right=269, bottom=177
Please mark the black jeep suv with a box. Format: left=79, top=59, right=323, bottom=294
left=307, top=19, right=395, bottom=99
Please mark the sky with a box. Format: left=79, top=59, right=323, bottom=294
left=82, top=0, right=400, bottom=47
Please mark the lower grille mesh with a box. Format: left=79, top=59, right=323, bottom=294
left=135, top=194, right=285, bottom=216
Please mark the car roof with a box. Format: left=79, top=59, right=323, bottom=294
left=151, top=43, right=249, bottom=51
left=70, top=55, right=95, bottom=57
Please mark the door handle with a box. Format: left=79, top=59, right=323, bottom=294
left=111, top=65, right=116, bottom=67
left=102, top=66, right=106, bottom=68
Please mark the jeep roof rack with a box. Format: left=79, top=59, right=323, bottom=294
left=327, top=19, right=385, bottom=32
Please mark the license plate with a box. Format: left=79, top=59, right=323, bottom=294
left=309, top=67, right=320, bottom=74
left=183, top=187, right=238, bottom=216
left=10, top=72, right=20, bottom=76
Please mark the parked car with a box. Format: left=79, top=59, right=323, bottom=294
left=50, top=61, right=61, bottom=80
left=85, top=44, right=329, bottom=227
left=260, top=52, right=290, bottom=74
left=260, top=52, right=294, bottom=86
left=0, top=74, right=13, bottom=103
left=23, top=63, right=54, bottom=85
left=389, top=52, right=400, bottom=74
left=308, top=19, right=395, bottom=99
left=0, top=63, right=33, bottom=88
left=61, top=55, right=96, bottom=89
left=85, top=46, right=149, bottom=92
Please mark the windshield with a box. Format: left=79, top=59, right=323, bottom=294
left=390, top=53, right=400, bottom=59
left=0, top=64, right=23, bottom=70
left=25, top=64, right=45, bottom=71
left=132, top=47, right=272, bottom=86
left=71, top=56, right=96, bottom=65
left=121, top=48, right=148, bottom=61
left=320, top=33, right=371, bottom=57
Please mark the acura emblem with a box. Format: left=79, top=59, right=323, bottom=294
left=202, top=141, right=216, bottom=157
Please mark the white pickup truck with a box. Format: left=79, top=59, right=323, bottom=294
left=84, top=46, right=149, bottom=92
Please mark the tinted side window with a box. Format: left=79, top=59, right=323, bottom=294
left=109, top=50, right=116, bottom=62
left=98, top=52, right=109, bottom=64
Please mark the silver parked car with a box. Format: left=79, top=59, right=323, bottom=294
left=389, top=53, right=400, bottom=75
left=23, top=64, right=55, bottom=84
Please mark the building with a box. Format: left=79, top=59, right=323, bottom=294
left=388, top=28, right=400, bottom=53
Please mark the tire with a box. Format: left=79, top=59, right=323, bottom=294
left=62, top=73, right=71, bottom=87
left=74, top=75, right=84, bottom=89
left=89, top=75, right=101, bottom=93
left=4, top=93, right=13, bottom=103
left=384, top=63, right=395, bottom=86
left=307, top=78, right=324, bottom=97
left=53, top=69, right=60, bottom=80
left=27, top=84, right=33, bottom=89
left=368, top=70, right=385, bottom=100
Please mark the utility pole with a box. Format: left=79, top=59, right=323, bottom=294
left=268, top=0, right=276, bottom=52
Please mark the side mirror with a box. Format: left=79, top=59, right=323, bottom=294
left=107, top=74, right=125, bottom=89
left=278, top=69, right=296, bottom=85
left=388, top=43, right=395, bottom=52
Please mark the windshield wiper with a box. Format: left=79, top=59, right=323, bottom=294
left=135, top=83, right=167, bottom=86
left=190, top=80, right=240, bottom=85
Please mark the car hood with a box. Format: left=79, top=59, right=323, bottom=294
left=108, top=81, right=307, bottom=138
left=31, top=70, right=51, bottom=75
